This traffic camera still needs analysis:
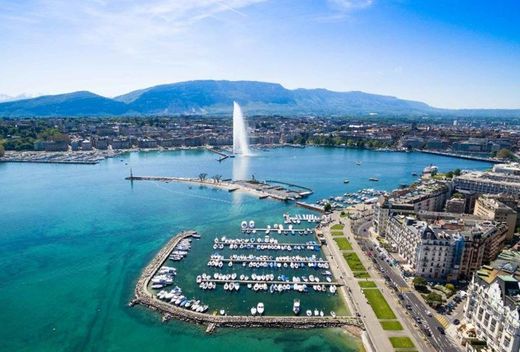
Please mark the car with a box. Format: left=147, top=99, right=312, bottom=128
left=425, top=310, right=433, bottom=317
left=405, top=304, right=413, bottom=310
left=437, top=326, right=445, bottom=334
left=453, top=319, right=460, bottom=325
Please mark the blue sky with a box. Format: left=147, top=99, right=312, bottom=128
left=0, top=0, right=519, bottom=108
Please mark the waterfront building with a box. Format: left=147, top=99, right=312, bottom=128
left=33, top=140, right=69, bottom=152
left=454, top=171, right=520, bottom=195
left=373, top=180, right=452, bottom=237
left=111, top=138, right=132, bottom=149
left=385, top=215, right=507, bottom=280
left=474, top=195, right=518, bottom=241
left=462, top=266, right=520, bottom=352
left=493, top=162, right=520, bottom=176
left=137, top=138, right=158, bottom=149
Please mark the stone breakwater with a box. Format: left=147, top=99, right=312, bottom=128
left=130, top=231, right=364, bottom=333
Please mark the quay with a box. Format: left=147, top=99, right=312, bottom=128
left=130, top=231, right=363, bottom=331
left=126, top=175, right=313, bottom=202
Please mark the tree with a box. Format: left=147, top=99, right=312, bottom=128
left=413, top=276, right=428, bottom=289
left=445, top=283, right=455, bottom=292
left=198, top=173, right=207, bottom=181
left=0, top=142, right=4, bottom=157
left=497, top=148, right=514, bottom=160
left=212, top=174, right=222, bottom=183
left=323, top=202, right=332, bottom=212
left=453, top=168, right=461, bottom=176
left=425, top=292, right=443, bottom=307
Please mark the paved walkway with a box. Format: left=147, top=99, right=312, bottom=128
left=322, top=216, right=394, bottom=352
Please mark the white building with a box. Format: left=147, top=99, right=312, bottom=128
left=463, top=268, right=520, bottom=352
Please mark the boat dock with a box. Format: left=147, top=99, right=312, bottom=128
left=212, top=258, right=328, bottom=264
left=296, top=201, right=326, bottom=212
left=199, top=279, right=340, bottom=286
left=243, top=228, right=314, bottom=234
left=130, top=231, right=363, bottom=332
left=204, top=147, right=234, bottom=162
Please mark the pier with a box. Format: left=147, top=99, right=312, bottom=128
left=242, top=227, right=315, bottom=234
left=204, top=147, right=234, bottom=162
left=126, top=175, right=313, bottom=202
left=211, top=258, right=329, bottom=264
left=199, top=279, right=340, bottom=286
left=130, top=231, right=363, bottom=331
left=296, top=201, right=326, bottom=213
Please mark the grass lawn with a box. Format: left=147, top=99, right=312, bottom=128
left=358, top=281, right=377, bottom=288
left=380, top=321, right=403, bottom=330
left=343, top=252, right=367, bottom=272
left=331, top=230, right=344, bottom=236
left=331, top=224, right=345, bottom=230
left=334, top=237, right=352, bottom=250
left=363, top=289, right=396, bottom=319
left=389, top=337, right=415, bottom=348
left=354, top=272, right=370, bottom=278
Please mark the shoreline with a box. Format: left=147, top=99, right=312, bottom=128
left=0, top=144, right=502, bottom=165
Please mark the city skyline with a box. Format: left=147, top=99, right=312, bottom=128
left=1, top=0, right=519, bottom=109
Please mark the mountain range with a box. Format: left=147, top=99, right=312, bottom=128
left=0, top=80, right=518, bottom=118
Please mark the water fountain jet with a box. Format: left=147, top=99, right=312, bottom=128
left=232, top=102, right=250, bottom=155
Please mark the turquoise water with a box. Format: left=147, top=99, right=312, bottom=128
left=0, top=147, right=490, bottom=352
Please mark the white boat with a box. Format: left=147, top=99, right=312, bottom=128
left=319, top=310, right=324, bottom=317
left=330, top=311, right=336, bottom=318
left=306, top=310, right=312, bottom=317
left=219, top=309, right=226, bottom=315
left=314, top=309, right=319, bottom=316
left=293, top=299, right=300, bottom=315
left=250, top=307, right=257, bottom=316
left=257, top=302, right=265, bottom=315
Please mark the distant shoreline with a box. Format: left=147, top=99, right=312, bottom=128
left=0, top=144, right=501, bottom=165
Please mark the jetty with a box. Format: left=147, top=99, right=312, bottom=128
left=130, top=231, right=363, bottom=331
left=126, top=175, right=313, bottom=202
left=204, top=147, right=234, bottom=162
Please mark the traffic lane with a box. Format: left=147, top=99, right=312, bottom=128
left=404, top=292, right=456, bottom=351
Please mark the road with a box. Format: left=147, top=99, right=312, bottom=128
left=355, top=221, right=462, bottom=352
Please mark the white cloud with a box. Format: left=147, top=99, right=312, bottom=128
left=1, top=0, right=265, bottom=55
left=327, top=0, right=374, bottom=11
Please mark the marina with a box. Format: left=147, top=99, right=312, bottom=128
left=130, top=230, right=362, bottom=331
